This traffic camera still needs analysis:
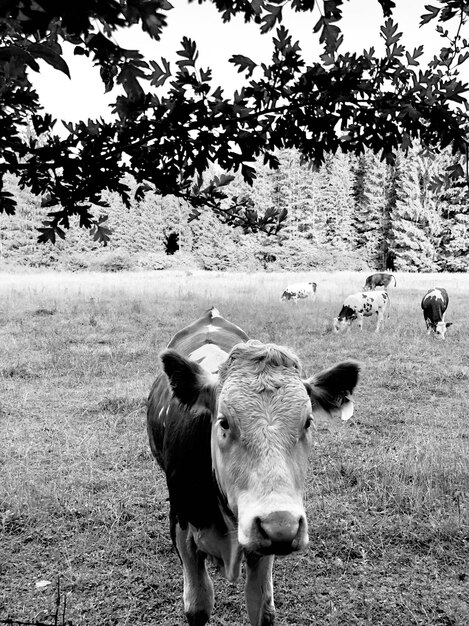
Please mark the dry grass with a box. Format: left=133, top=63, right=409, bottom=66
left=0, top=270, right=468, bottom=625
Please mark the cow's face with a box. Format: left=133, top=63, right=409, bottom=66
left=161, top=343, right=359, bottom=558
left=433, top=321, right=452, bottom=338
left=333, top=316, right=351, bottom=333
left=213, top=343, right=312, bottom=555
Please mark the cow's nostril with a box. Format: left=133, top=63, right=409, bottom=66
left=255, top=516, right=270, bottom=541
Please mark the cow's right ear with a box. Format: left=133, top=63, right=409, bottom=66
left=446, top=322, right=453, bottom=328
left=304, top=361, right=360, bottom=426
left=161, top=350, right=217, bottom=414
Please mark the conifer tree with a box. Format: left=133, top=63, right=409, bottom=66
left=316, top=152, right=355, bottom=250
left=275, top=150, right=320, bottom=242
left=388, top=152, right=437, bottom=271
left=353, top=152, right=388, bottom=268
left=438, top=181, right=469, bottom=271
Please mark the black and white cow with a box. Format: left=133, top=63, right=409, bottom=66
left=363, top=273, right=396, bottom=291
left=333, top=291, right=390, bottom=333
left=421, top=288, right=452, bottom=338
left=147, top=307, right=359, bottom=626
left=280, top=281, right=317, bottom=303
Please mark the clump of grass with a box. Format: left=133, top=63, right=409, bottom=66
left=97, top=396, right=146, bottom=414
left=32, top=306, right=57, bottom=316
left=1, top=364, right=38, bottom=379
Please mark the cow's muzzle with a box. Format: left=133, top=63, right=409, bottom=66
left=248, top=511, right=308, bottom=556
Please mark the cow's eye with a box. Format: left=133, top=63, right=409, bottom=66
left=304, top=416, right=313, bottom=430
left=218, top=417, right=230, bottom=431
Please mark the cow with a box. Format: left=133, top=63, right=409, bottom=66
left=363, top=273, right=397, bottom=291
left=333, top=291, right=390, bottom=333
left=421, top=288, right=452, bottom=339
left=147, top=307, right=359, bottom=626
left=280, top=281, right=317, bottom=303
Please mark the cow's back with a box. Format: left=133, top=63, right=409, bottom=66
left=421, top=287, right=449, bottom=313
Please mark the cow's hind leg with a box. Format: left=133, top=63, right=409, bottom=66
left=175, top=524, right=214, bottom=626
left=245, top=554, right=275, bottom=626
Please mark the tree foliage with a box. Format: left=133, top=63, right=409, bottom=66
left=2, top=146, right=468, bottom=272
left=1, top=0, right=469, bottom=241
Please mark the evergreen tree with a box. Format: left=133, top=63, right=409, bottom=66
left=388, top=152, right=437, bottom=271
left=316, top=152, right=356, bottom=250
left=353, top=152, right=388, bottom=268
left=275, top=150, right=320, bottom=243
left=438, top=182, right=469, bottom=271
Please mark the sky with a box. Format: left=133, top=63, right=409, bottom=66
left=29, top=0, right=469, bottom=129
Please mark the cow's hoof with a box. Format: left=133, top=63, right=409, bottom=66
left=186, top=611, right=210, bottom=626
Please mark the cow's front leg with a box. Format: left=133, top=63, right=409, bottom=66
left=175, top=524, right=214, bottom=626
left=376, top=311, right=384, bottom=332
left=357, top=314, right=364, bottom=331
left=245, top=554, right=275, bottom=626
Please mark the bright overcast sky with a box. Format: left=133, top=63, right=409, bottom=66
left=29, top=0, right=469, bottom=129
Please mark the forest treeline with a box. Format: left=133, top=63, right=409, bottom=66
left=1, top=146, right=468, bottom=272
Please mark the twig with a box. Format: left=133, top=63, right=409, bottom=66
left=0, top=617, right=55, bottom=626
left=54, top=577, right=60, bottom=626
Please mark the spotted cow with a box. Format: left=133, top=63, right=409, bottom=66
left=147, top=307, right=359, bottom=626
left=421, top=288, right=452, bottom=339
left=363, top=273, right=396, bottom=291
left=281, top=281, right=317, bottom=303
left=333, top=291, right=390, bottom=333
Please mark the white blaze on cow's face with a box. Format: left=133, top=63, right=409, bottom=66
left=211, top=341, right=312, bottom=556
left=333, top=317, right=351, bottom=334
left=433, top=320, right=452, bottom=339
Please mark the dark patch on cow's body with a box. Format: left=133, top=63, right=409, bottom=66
left=338, top=305, right=357, bottom=321
left=150, top=388, right=223, bottom=531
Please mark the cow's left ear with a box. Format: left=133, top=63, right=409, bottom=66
left=446, top=322, right=453, bottom=328
left=304, top=361, right=360, bottom=425
left=161, top=349, right=217, bottom=414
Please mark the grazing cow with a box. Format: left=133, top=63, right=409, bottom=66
left=147, top=307, right=359, bottom=626
left=333, top=291, right=390, bottom=333
left=281, top=281, right=317, bottom=303
left=363, top=273, right=396, bottom=291
left=421, top=288, right=452, bottom=338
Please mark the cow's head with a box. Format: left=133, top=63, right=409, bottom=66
left=431, top=321, right=453, bottom=339
left=333, top=306, right=356, bottom=333
left=161, top=342, right=359, bottom=557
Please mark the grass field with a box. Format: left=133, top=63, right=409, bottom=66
left=1, top=270, right=468, bottom=626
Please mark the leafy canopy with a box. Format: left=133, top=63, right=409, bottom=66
left=1, top=0, right=469, bottom=243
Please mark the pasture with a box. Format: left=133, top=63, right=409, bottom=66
left=1, top=270, right=468, bottom=626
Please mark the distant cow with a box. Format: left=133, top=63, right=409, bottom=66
left=281, top=281, right=317, bottom=303
left=363, top=273, right=396, bottom=291
left=147, top=307, right=359, bottom=626
left=421, top=288, right=452, bottom=339
left=333, top=291, right=390, bottom=333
